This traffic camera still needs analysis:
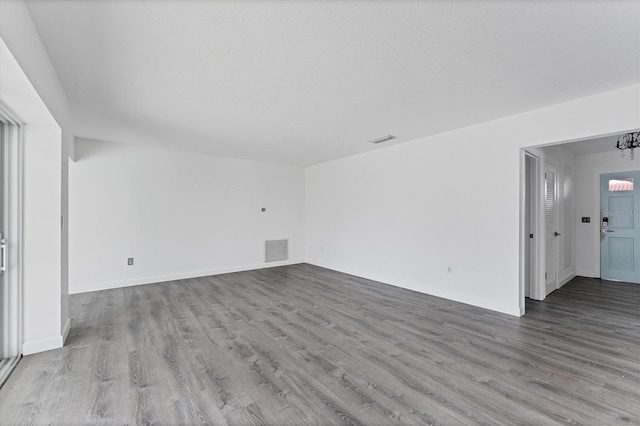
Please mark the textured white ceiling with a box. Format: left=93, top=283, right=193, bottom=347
left=26, top=0, right=640, bottom=166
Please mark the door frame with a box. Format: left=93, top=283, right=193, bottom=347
left=593, top=164, right=640, bottom=279
left=0, top=102, right=24, bottom=378
left=520, top=149, right=545, bottom=313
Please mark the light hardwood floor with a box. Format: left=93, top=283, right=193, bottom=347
left=0, top=264, right=638, bottom=425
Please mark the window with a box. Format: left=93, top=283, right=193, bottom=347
left=609, top=178, right=634, bottom=192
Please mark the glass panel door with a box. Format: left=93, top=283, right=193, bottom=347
left=0, top=121, right=20, bottom=387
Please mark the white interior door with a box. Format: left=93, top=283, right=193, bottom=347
left=524, top=155, right=534, bottom=298
left=545, top=168, right=559, bottom=295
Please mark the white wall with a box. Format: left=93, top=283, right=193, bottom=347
left=21, top=125, right=62, bottom=354
left=69, top=139, right=305, bottom=293
left=1, top=0, right=71, bottom=354
left=575, top=149, right=640, bottom=277
left=306, top=84, right=640, bottom=317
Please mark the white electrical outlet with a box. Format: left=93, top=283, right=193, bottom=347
left=447, top=265, right=453, bottom=274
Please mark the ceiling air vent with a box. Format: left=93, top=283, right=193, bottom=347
left=369, top=135, right=397, bottom=144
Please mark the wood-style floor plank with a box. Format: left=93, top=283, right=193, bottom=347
left=1, top=264, right=638, bottom=425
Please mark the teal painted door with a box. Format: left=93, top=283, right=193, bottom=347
left=600, top=171, right=640, bottom=283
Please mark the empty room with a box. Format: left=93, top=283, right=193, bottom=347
left=0, top=0, right=639, bottom=424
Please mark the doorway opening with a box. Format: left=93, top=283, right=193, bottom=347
left=520, top=131, right=640, bottom=315
left=521, top=150, right=543, bottom=307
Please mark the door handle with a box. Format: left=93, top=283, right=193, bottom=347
left=602, top=229, right=615, bottom=233
left=554, top=232, right=561, bottom=237
left=0, top=238, right=6, bottom=273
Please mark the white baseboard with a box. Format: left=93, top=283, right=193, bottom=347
left=576, top=270, right=598, bottom=278
left=543, top=271, right=577, bottom=296
left=558, top=272, right=577, bottom=288
left=307, top=260, right=522, bottom=317
left=62, top=318, right=71, bottom=344
left=70, top=260, right=304, bottom=294
left=23, top=335, right=63, bottom=355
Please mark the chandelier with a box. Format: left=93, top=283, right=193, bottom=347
left=616, top=132, right=640, bottom=160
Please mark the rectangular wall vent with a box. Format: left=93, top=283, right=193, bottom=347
left=369, top=135, right=397, bottom=144
left=265, top=239, right=288, bottom=263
